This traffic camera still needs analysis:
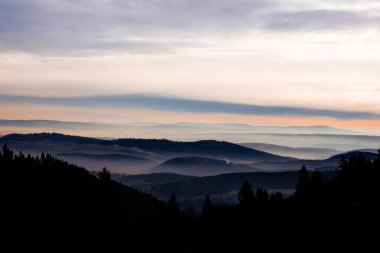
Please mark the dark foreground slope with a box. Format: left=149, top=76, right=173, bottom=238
left=1, top=144, right=379, bottom=252
left=0, top=145, right=167, bottom=249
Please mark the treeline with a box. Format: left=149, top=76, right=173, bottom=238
left=1, top=144, right=379, bottom=251
left=165, top=150, right=380, bottom=251
left=0, top=144, right=168, bottom=248
left=195, top=151, right=380, bottom=216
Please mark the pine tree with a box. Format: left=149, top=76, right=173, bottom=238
left=97, top=167, right=111, bottom=181
left=295, top=165, right=309, bottom=200
left=1, top=144, right=14, bottom=161
left=166, top=193, right=180, bottom=220
left=238, top=180, right=254, bottom=209
left=255, top=188, right=269, bottom=206
left=202, top=195, right=213, bottom=218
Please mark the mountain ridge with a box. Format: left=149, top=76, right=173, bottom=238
left=152, top=156, right=258, bottom=176
left=0, top=119, right=370, bottom=135
left=0, top=132, right=295, bottom=174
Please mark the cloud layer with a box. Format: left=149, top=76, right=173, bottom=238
left=0, top=0, right=379, bottom=55
left=1, top=94, right=378, bottom=119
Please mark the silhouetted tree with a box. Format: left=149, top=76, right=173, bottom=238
left=311, top=171, right=323, bottom=183
left=1, top=144, right=13, bottom=161
left=238, top=180, right=254, bottom=210
left=295, top=165, right=309, bottom=200
left=17, top=150, right=25, bottom=160
left=3, top=140, right=380, bottom=251
left=255, top=187, right=269, bottom=206
left=374, top=149, right=380, bottom=170
left=202, top=195, right=213, bottom=218
left=41, top=152, right=46, bottom=162
left=270, top=192, right=284, bottom=203
left=166, top=193, right=180, bottom=221
left=336, top=153, right=375, bottom=208
left=185, top=205, right=195, bottom=218
left=97, top=167, right=111, bottom=182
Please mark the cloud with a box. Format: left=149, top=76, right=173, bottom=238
left=1, top=94, right=378, bottom=119
left=0, top=0, right=379, bottom=55
left=264, top=9, right=373, bottom=30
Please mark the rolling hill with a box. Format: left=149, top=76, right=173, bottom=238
left=108, top=138, right=294, bottom=162
left=151, top=156, right=257, bottom=176
left=240, top=143, right=339, bottom=160
left=0, top=133, right=295, bottom=174
left=325, top=150, right=379, bottom=162
left=114, top=170, right=334, bottom=209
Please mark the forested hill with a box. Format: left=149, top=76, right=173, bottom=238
left=0, top=132, right=100, bottom=144
left=0, top=132, right=294, bottom=162
left=2, top=144, right=379, bottom=251
left=1, top=144, right=166, bottom=244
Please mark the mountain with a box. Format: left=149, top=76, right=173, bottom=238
left=0, top=119, right=367, bottom=135
left=114, top=170, right=335, bottom=209
left=109, top=138, right=294, bottom=162
left=152, top=156, right=257, bottom=176
left=2, top=119, right=380, bottom=151
left=240, top=143, right=339, bottom=159
left=326, top=151, right=379, bottom=162
left=56, top=152, right=157, bottom=173
left=241, top=149, right=380, bottom=173
left=0, top=133, right=293, bottom=174
left=2, top=133, right=377, bottom=176
left=57, top=152, right=154, bottom=162
left=0, top=132, right=100, bottom=144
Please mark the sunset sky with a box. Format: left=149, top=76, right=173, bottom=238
left=1, top=0, right=380, bottom=134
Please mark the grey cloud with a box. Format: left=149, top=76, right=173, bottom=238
left=265, top=9, right=370, bottom=30
left=0, top=0, right=379, bottom=55
left=0, top=94, right=378, bottom=119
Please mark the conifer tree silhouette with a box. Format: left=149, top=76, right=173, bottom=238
left=238, top=180, right=254, bottom=210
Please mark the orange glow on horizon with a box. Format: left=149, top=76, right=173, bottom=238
left=1, top=103, right=380, bottom=136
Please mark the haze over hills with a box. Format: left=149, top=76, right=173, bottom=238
left=1, top=119, right=379, bottom=152
left=125, top=171, right=302, bottom=198
left=1, top=132, right=378, bottom=176
left=240, top=143, right=339, bottom=160
left=152, top=156, right=257, bottom=176
left=112, top=150, right=379, bottom=208
left=0, top=132, right=293, bottom=174
left=1, top=132, right=378, bottom=208
left=2, top=0, right=380, bottom=249
left=114, top=170, right=330, bottom=209
left=0, top=119, right=367, bottom=135
left=2, top=119, right=379, bottom=153
left=325, top=150, right=378, bottom=162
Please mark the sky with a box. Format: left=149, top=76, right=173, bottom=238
left=1, top=0, right=380, bottom=134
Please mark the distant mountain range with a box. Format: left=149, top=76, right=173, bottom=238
left=1, top=132, right=378, bottom=209
left=2, top=119, right=379, bottom=151
left=108, top=138, right=293, bottom=162
left=0, top=132, right=378, bottom=177
left=0, top=119, right=367, bottom=135
left=240, top=143, right=339, bottom=160
left=0, top=133, right=293, bottom=174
